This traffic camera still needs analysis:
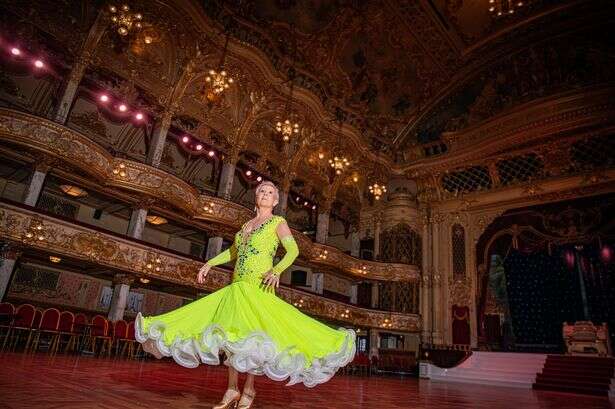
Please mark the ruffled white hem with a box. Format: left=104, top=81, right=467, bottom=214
left=134, top=312, right=356, bottom=388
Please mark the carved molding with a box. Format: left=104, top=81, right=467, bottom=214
left=0, top=109, right=419, bottom=282
left=0, top=202, right=420, bottom=331
left=405, top=86, right=615, bottom=177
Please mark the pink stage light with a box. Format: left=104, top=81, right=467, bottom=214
left=565, top=251, right=575, bottom=268
left=246, top=170, right=252, bottom=176
left=312, top=205, right=316, bottom=210
left=118, top=104, right=128, bottom=112
left=134, top=112, right=144, bottom=120
left=256, top=176, right=262, bottom=182
left=33, top=59, right=44, bottom=68
left=10, top=47, right=20, bottom=56
left=99, top=94, right=109, bottom=102
left=196, top=144, right=203, bottom=151
left=208, top=150, right=215, bottom=157
left=182, top=136, right=189, bottom=143
left=601, top=245, right=612, bottom=263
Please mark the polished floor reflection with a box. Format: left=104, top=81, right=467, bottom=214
left=0, top=353, right=613, bottom=409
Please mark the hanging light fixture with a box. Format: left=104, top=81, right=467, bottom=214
left=202, top=33, right=234, bottom=105
left=488, top=0, right=528, bottom=17
left=276, top=26, right=300, bottom=142
left=329, top=156, right=350, bottom=175
left=368, top=183, right=387, bottom=200
left=328, top=119, right=350, bottom=175
left=108, top=4, right=143, bottom=37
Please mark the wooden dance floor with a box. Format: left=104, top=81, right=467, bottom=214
left=0, top=352, right=613, bottom=409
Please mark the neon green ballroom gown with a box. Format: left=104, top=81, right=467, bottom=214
left=136, top=215, right=356, bottom=387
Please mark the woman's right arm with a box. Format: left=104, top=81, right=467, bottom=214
left=197, top=243, right=237, bottom=283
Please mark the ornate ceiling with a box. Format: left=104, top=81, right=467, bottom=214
left=1, top=0, right=613, bottom=218
left=199, top=0, right=599, bottom=158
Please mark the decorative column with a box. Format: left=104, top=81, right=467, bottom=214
left=369, top=328, right=380, bottom=358
left=420, top=210, right=432, bottom=344
left=315, top=200, right=332, bottom=244
left=23, top=160, right=52, bottom=207
left=311, top=272, right=324, bottom=294
left=0, top=245, right=21, bottom=302
left=370, top=282, right=379, bottom=309
left=107, top=274, right=134, bottom=322
left=431, top=218, right=443, bottom=344
left=218, top=150, right=238, bottom=200
left=54, top=12, right=108, bottom=124
left=373, top=215, right=382, bottom=260
left=277, top=175, right=292, bottom=217
left=350, top=228, right=360, bottom=258
left=127, top=207, right=148, bottom=240
left=205, top=236, right=224, bottom=260
left=349, top=283, right=358, bottom=305
left=146, top=108, right=174, bottom=167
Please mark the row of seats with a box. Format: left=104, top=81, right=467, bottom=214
left=0, top=302, right=141, bottom=358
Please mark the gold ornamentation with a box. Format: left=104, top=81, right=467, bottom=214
left=0, top=202, right=421, bottom=332
left=0, top=110, right=422, bottom=282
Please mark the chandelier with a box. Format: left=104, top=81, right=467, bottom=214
left=276, top=118, right=299, bottom=142
left=202, top=33, right=234, bottom=105
left=368, top=183, right=387, bottom=200
left=108, top=4, right=143, bottom=36
left=488, top=0, right=526, bottom=17
left=329, top=156, right=350, bottom=175
left=205, top=69, right=233, bottom=95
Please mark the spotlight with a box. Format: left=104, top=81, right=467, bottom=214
left=196, top=144, right=203, bottom=150
left=256, top=176, right=263, bottom=182
left=118, top=104, right=128, bottom=112
left=33, top=59, right=44, bottom=68
left=208, top=150, right=215, bottom=157
left=312, top=205, right=316, bottom=210
left=246, top=170, right=252, bottom=176
left=99, top=94, right=109, bottom=102
left=304, top=201, right=308, bottom=206
left=182, top=136, right=189, bottom=143
left=134, top=112, right=144, bottom=120
left=10, top=47, right=20, bottom=56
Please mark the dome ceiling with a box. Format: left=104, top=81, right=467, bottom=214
left=200, top=0, right=572, bottom=158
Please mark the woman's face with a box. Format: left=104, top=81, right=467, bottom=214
left=256, top=185, right=278, bottom=210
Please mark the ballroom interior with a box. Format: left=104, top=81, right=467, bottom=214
left=0, top=0, right=614, bottom=408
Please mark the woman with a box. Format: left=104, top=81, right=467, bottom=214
left=136, top=181, right=356, bottom=409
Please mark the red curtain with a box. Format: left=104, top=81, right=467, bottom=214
left=452, top=305, right=471, bottom=345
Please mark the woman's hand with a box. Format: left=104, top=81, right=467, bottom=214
left=261, top=270, right=280, bottom=292
left=197, top=263, right=212, bottom=284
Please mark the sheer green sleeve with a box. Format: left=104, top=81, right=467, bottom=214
left=206, top=243, right=237, bottom=266
left=272, top=236, right=299, bottom=275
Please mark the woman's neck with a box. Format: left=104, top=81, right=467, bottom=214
left=255, top=207, right=273, bottom=219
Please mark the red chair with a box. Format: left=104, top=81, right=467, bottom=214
left=31, top=308, right=61, bottom=354
left=9, top=304, right=36, bottom=350
left=121, top=321, right=141, bottom=359
left=112, top=320, right=128, bottom=356
left=91, top=315, right=112, bottom=357
left=56, top=311, right=75, bottom=353
left=0, top=302, right=14, bottom=351
left=66, top=313, right=87, bottom=354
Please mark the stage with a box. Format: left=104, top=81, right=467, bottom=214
left=0, top=353, right=613, bottom=409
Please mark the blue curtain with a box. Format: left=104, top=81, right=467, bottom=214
left=504, top=248, right=584, bottom=349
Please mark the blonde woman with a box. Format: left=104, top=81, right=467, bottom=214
left=136, top=181, right=355, bottom=408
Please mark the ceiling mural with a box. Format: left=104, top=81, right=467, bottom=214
left=200, top=0, right=597, bottom=158
left=400, top=26, right=615, bottom=156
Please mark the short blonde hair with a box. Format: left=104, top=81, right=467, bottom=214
left=255, top=181, right=279, bottom=204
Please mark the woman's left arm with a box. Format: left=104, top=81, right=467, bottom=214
left=271, top=221, right=299, bottom=275
left=262, top=220, right=299, bottom=291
